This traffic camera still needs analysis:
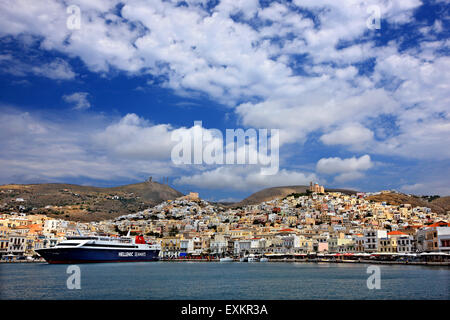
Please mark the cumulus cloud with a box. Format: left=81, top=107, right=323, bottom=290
left=400, top=182, right=450, bottom=197
left=0, top=106, right=313, bottom=194
left=316, top=155, right=373, bottom=182
left=0, top=54, right=76, bottom=80
left=1, top=0, right=443, bottom=157
left=174, top=166, right=317, bottom=192
left=316, top=155, right=373, bottom=174
left=0, top=108, right=173, bottom=184
left=0, top=0, right=448, bottom=193
left=320, top=123, right=374, bottom=147
left=63, top=92, right=90, bottom=110
left=31, top=58, right=76, bottom=80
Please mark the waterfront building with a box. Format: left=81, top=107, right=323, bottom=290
left=161, top=237, right=181, bottom=258
left=387, top=231, right=415, bottom=253
left=378, top=237, right=397, bottom=253
left=7, top=234, right=26, bottom=257
left=363, top=230, right=387, bottom=253
left=210, top=234, right=228, bottom=255
left=234, top=239, right=251, bottom=256
left=0, top=237, right=8, bottom=257
left=416, top=224, right=450, bottom=253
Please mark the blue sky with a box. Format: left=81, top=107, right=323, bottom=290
left=0, top=0, right=449, bottom=201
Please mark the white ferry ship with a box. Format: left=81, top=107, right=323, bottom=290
left=36, top=231, right=160, bottom=264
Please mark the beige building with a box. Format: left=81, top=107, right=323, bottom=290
left=309, top=181, right=325, bottom=193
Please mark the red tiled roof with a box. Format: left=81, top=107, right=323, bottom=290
left=388, top=231, right=407, bottom=236
left=427, top=221, right=449, bottom=228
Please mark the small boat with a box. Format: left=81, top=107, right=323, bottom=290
left=259, top=257, right=268, bottom=262
left=239, top=256, right=248, bottom=262
left=248, top=254, right=258, bottom=262
left=220, top=257, right=234, bottom=262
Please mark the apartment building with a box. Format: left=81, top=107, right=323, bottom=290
left=363, top=229, right=387, bottom=253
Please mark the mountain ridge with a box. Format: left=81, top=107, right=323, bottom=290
left=0, top=181, right=183, bottom=222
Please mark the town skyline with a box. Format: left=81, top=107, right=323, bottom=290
left=2, top=183, right=449, bottom=262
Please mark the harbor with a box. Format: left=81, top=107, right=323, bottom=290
left=2, top=251, right=449, bottom=266
left=1, top=262, right=448, bottom=300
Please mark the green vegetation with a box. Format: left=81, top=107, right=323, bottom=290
left=421, top=195, right=440, bottom=202
left=285, top=190, right=312, bottom=199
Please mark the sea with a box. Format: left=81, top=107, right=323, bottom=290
left=0, top=262, right=448, bottom=300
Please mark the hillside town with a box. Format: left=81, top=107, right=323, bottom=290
left=1, top=182, right=449, bottom=263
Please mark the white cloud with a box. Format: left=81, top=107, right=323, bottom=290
left=174, top=166, right=317, bottom=192
left=334, top=171, right=365, bottom=183
left=0, top=107, right=314, bottom=192
left=400, top=181, right=450, bottom=196
left=1, top=0, right=449, bottom=193
left=0, top=108, right=173, bottom=183
left=0, top=55, right=76, bottom=80
left=316, top=155, right=373, bottom=183
left=316, top=155, right=373, bottom=175
left=320, top=123, right=374, bottom=146
left=63, top=92, right=90, bottom=110
left=93, top=113, right=177, bottom=160
left=31, top=58, right=76, bottom=80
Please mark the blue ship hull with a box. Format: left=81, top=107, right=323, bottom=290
left=36, top=247, right=160, bottom=264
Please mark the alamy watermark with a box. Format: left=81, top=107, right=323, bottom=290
left=171, top=121, right=279, bottom=175
left=366, top=265, right=381, bottom=290
left=366, top=5, right=381, bottom=30
left=66, top=265, right=81, bottom=289
left=67, top=5, right=81, bottom=30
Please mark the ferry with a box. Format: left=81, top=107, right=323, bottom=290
left=36, top=231, right=160, bottom=264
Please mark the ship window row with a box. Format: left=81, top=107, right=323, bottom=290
left=83, top=243, right=138, bottom=248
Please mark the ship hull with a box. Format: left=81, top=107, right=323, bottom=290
left=36, top=248, right=160, bottom=264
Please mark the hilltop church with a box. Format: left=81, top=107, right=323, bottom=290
left=309, top=181, right=325, bottom=193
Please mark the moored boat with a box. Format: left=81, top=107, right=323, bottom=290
left=219, top=257, right=234, bottom=262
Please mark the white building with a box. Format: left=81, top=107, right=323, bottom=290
left=234, top=240, right=251, bottom=256
left=180, top=238, right=194, bottom=255
left=363, top=229, right=387, bottom=253
left=209, top=235, right=228, bottom=255
left=437, top=227, right=450, bottom=253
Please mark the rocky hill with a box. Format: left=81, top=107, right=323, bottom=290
left=232, top=185, right=357, bottom=207
left=431, top=196, right=450, bottom=213
left=0, top=181, right=183, bottom=222
left=365, top=192, right=448, bottom=215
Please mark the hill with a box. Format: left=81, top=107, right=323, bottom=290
left=431, top=196, right=450, bottom=213
left=0, top=181, right=183, bottom=222
left=365, top=192, right=447, bottom=215
left=232, top=185, right=357, bottom=207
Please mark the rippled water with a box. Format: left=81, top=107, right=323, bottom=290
left=0, top=262, right=448, bottom=299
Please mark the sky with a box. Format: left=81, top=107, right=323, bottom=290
left=0, top=0, right=449, bottom=202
